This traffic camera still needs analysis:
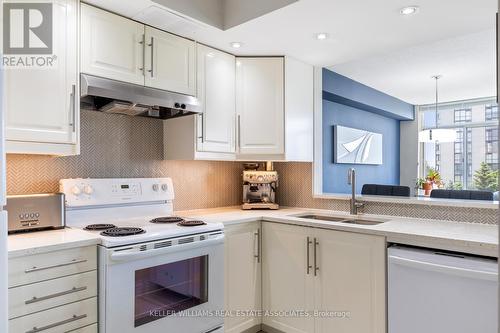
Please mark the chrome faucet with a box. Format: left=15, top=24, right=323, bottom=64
left=347, top=168, right=364, bottom=215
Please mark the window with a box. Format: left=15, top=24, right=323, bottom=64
left=420, top=99, right=498, bottom=191
left=485, top=127, right=498, bottom=170
left=454, top=108, right=472, bottom=123
left=485, top=105, right=498, bottom=121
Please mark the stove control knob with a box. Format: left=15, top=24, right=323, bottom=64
left=83, top=185, right=94, bottom=195
left=161, top=184, right=168, bottom=192
left=71, top=185, right=82, bottom=196
left=152, top=184, right=159, bottom=192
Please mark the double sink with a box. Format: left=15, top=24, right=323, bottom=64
left=294, top=214, right=388, bottom=226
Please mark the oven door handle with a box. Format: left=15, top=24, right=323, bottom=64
left=109, top=234, right=225, bottom=262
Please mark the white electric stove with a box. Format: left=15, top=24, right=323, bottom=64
left=60, top=178, right=224, bottom=333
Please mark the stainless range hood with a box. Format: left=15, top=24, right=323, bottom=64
left=80, top=74, right=202, bottom=119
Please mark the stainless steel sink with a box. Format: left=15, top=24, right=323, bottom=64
left=296, top=214, right=348, bottom=222
left=295, top=214, right=386, bottom=225
left=339, top=219, right=385, bottom=225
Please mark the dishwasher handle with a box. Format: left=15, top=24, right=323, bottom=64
left=389, top=255, right=498, bottom=281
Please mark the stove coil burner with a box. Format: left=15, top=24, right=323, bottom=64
left=84, top=224, right=116, bottom=231
left=177, top=220, right=207, bottom=227
left=101, top=227, right=146, bottom=237
left=150, top=216, right=185, bottom=224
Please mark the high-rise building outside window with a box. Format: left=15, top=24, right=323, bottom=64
left=420, top=98, right=498, bottom=191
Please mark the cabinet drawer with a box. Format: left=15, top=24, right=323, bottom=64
left=9, top=271, right=97, bottom=319
left=9, top=246, right=97, bottom=287
left=9, top=297, right=97, bottom=333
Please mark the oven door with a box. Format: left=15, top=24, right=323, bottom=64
left=100, top=234, right=224, bottom=333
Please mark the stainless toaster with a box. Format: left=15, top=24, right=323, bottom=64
left=5, top=193, right=65, bottom=233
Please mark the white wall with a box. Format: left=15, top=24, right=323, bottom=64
left=400, top=115, right=419, bottom=195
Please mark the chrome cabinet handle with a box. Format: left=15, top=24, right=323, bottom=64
left=25, top=286, right=87, bottom=305
left=198, top=114, right=204, bottom=142
left=254, top=228, right=261, bottom=263
left=237, top=115, right=241, bottom=149
left=24, top=259, right=87, bottom=273
left=139, top=33, right=145, bottom=73
left=26, top=314, right=87, bottom=333
left=314, top=238, right=319, bottom=276
left=306, top=237, right=313, bottom=274
left=69, top=84, right=76, bottom=132
left=147, top=37, right=154, bottom=77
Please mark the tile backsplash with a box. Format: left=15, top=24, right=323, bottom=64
left=6, top=109, right=497, bottom=223
left=7, top=110, right=243, bottom=211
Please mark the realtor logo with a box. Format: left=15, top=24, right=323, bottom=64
left=3, top=3, right=53, bottom=54
left=2, top=2, right=56, bottom=68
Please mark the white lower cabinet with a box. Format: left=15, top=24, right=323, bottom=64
left=9, top=297, right=97, bottom=333
left=224, top=222, right=262, bottom=333
left=8, top=246, right=98, bottom=332
left=261, top=223, right=314, bottom=333
left=261, top=222, right=386, bottom=333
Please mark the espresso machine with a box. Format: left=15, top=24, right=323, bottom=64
left=242, top=163, right=279, bottom=210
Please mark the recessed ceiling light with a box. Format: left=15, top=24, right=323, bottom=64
left=315, top=33, right=329, bottom=40
left=400, top=6, right=419, bottom=15
left=230, top=42, right=242, bottom=48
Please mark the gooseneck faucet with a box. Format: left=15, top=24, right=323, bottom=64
left=347, top=168, right=364, bottom=215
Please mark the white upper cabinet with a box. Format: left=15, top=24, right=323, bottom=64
left=144, top=26, right=196, bottom=95
left=196, top=44, right=235, bottom=154
left=284, top=57, right=314, bottom=162
left=80, top=4, right=145, bottom=86
left=5, top=0, right=79, bottom=155
left=236, top=57, right=285, bottom=156
left=163, top=44, right=236, bottom=160
left=236, top=56, right=314, bottom=161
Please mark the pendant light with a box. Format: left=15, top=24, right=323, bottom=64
left=418, top=75, right=456, bottom=143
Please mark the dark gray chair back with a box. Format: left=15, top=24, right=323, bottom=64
left=430, top=189, right=493, bottom=201
left=361, top=184, right=411, bottom=197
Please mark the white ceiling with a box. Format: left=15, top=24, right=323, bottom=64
left=331, top=29, right=497, bottom=105
left=85, top=0, right=497, bottom=104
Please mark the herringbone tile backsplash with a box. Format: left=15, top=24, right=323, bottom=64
left=7, top=110, right=243, bottom=211
left=6, top=110, right=497, bottom=223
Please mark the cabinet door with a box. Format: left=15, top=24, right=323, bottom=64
left=196, top=45, right=235, bottom=154
left=224, top=222, right=261, bottom=333
left=262, top=222, right=314, bottom=333
left=80, top=4, right=145, bottom=85
left=313, top=229, right=386, bottom=333
left=5, top=0, right=78, bottom=146
left=144, top=26, right=196, bottom=95
left=236, top=57, right=284, bottom=155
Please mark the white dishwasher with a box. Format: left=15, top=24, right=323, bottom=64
left=388, top=245, right=498, bottom=333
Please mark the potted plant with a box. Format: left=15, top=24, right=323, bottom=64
left=423, top=168, right=442, bottom=195
left=415, top=178, right=427, bottom=196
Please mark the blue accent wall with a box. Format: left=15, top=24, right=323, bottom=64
left=322, top=69, right=410, bottom=194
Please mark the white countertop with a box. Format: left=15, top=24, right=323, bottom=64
left=8, top=228, right=101, bottom=258
left=175, top=206, right=499, bottom=258
left=8, top=206, right=498, bottom=258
